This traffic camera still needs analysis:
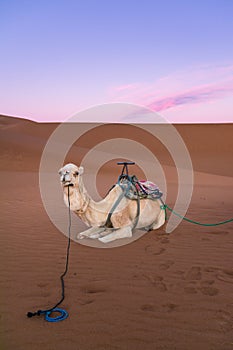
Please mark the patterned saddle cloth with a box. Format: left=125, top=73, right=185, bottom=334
left=120, top=177, right=163, bottom=200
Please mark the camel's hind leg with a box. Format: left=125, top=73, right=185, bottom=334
left=151, top=209, right=166, bottom=230
left=98, top=226, right=132, bottom=243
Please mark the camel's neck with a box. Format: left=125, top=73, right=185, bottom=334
left=64, top=177, right=122, bottom=227
left=63, top=176, right=98, bottom=226
left=65, top=176, right=91, bottom=212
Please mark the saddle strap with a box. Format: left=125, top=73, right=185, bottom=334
left=104, top=180, right=140, bottom=230
left=104, top=181, right=131, bottom=228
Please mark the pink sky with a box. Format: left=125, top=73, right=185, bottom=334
left=1, top=63, right=232, bottom=123
left=1, top=2, right=233, bottom=123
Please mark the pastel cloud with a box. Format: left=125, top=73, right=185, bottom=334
left=109, top=64, right=233, bottom=119
left=148, top=80, right=233, bottom=112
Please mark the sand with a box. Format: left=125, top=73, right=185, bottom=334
left=0, top=115, right=233, bottom=350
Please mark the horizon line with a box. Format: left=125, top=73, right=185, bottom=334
left=1, top=113, right=232, bottom=125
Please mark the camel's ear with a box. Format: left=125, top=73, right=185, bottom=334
left=78, top=166, right=84, bottom=175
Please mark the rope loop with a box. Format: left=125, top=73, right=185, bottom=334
left=45, top=308, right=69, bottom=322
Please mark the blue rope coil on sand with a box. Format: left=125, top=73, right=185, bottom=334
left=45, top=308, right=69, bottom=322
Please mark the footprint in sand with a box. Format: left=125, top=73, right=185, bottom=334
left=37, top=282, right=49, bottom=288
left=200, top=280, right=215, bottom=286
left=140, top=303, right=155, bottom=312
left=156, top=282, right=167, bottom=292
left=206, top=230, right=229, bottom=236
left=174, top=270, right=185, bottom=277
left=199, top=286, right=219, bottom=296
left=159, top=260, right=175, bottom=271
left=142, top=274, right=167, bottom=292
left=141, top=303, right=178, bottom=313
left=185, top=266, right=202, bottom=281
left=144, top=244, right=166, bottom=256
left=215, top=310, right=233, bottom=333
left=184, top=267, right=219, bottom=296
left=81, top=283, right=107, bottom=295
left=184, top=286, right=198, bottom=294
left=204, top=266, right=218, bottom=273
left=216, top=269, right=233, bottom=284
left=79, top=299, right=95, bottom=306
left=162, top=303, right=178, bottom=312
left=160, top=237, right=170, bottom=244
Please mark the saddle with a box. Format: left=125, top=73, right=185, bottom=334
left=105, top=173, right=163, bottom=229
left=119, top=176, right=163, bottom=200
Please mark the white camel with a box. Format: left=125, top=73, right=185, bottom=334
left=59, top=163, right=166, bottom=243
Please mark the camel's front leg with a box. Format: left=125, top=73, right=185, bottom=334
left=98, top=226, right=132, bottom=243
left=77, top=226, right=107, bottom=240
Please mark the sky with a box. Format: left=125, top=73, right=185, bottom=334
left=0, top=0, right=233, bottom=123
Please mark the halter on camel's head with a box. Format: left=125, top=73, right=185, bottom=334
left=58, top=163, right=84, bottom=188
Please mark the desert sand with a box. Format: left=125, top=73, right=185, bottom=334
left=0, top=115, right=233, bottom=350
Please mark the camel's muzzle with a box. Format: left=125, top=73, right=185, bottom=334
left=60, top=172, right=73, bottom=186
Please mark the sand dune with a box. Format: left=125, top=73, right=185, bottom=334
left=0, top=115, right=233, bottom=350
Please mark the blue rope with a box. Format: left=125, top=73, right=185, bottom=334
left=27, top=186, right=72, bottom=322
left=45, top=308, right=69, bottom=322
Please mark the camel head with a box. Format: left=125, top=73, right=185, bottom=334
left=58, top=163, right=84, bottom=188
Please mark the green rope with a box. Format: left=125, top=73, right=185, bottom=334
left=160, top=204, right=233, bottom=227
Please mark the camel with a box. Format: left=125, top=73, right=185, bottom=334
left=59, top=163, right=166, bottom=243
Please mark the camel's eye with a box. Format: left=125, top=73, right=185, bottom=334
left=74, top=171, right=79, bottom=176
left=58, top=171, right=62, bottom=176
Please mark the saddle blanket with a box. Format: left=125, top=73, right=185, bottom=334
left=123, top=178, right=163, bottom=200
left=136, top=180, right=160, bottom=193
